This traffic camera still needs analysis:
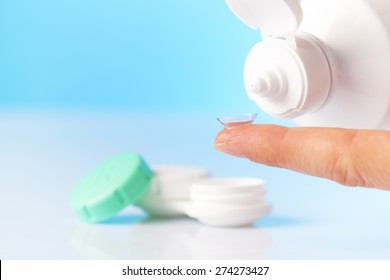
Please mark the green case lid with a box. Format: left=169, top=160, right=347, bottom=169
left=70, top=152, right=153, bottom=223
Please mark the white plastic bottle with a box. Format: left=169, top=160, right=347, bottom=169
left=226, top=0, right=390, bottom=129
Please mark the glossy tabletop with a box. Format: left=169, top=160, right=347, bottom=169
left=1, top=110, right=390, bottom=260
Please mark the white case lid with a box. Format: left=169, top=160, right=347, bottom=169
left=226, top=0, right=303, bottom=37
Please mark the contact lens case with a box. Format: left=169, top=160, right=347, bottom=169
left=71, top=152, right=271, bottom=227
left=188, top=178, right=271, bottom=227
left=136, top=165, right=209, bottom=217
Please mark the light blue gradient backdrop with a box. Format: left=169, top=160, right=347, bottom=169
left=2, top=1, right=390, bottom=260
left=0, top=0, right=277, bottom=118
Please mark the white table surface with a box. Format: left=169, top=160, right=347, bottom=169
left=1, top=110, right=390, bottom=260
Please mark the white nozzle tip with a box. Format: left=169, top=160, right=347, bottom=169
left=248, top=78, right=267, bottom=94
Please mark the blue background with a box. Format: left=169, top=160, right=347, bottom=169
left=2, top=1, right=390, bottom=261
left=0, top=0, right=269, bottom=116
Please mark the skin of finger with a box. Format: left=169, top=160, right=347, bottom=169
left=215, top=124, right=390, bottom=190
left=347, top=130, right=390, bottom=189
left=215, top=142, right=245, bottom=158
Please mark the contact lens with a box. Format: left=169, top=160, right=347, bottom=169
left=217, top=113, right=257, bottom=129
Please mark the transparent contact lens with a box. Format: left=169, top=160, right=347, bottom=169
left=217, top=113, right=258, bottom=129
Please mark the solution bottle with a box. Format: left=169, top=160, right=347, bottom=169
left=226, top=0, right=390, bottom=129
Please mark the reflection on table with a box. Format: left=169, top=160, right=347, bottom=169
left=71, top=217, right=272, bottom=260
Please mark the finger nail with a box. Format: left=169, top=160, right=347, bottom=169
left=215, top=142, right=244, bottom=158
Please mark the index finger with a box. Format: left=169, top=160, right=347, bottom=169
left=215, top=124, right=390, bottom=190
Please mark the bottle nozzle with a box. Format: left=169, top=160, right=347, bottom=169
left=248, top=78, right=268, bottom=96
left=246, top=69, right=285, bottom=100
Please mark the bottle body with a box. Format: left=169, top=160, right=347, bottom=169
left=293, top=0, right=390, bottom=129
left=232, top=0, right=390, bottom=129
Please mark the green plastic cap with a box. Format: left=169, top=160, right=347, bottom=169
left=70, top=153, right=153, bottom=223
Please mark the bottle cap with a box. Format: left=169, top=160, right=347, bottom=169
left=226, top=0, right=302, bottom=39
left=226, top=1, right=333, bottom=120
left=70, top=153, right=153, bottom=223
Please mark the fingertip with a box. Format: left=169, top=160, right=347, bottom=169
left=215, top=127, right=250, bottom=158
left=215, top=129, right=229, bottom=145
left=214, top=124, right=290, bottom=165
left=215, top=142, right=245, bottom=157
